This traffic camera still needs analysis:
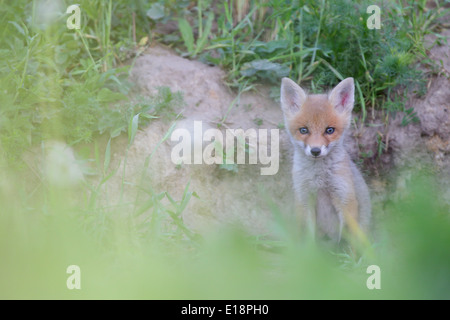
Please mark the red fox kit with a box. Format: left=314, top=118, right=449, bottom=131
left=280, top=77, right=371, bottom=244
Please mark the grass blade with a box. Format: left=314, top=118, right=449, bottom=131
left=178, top=18, right=194, bottom=54
left=128, top=113, right=140, bottom=147
left=194, top=11, right=214, bottom=56
left=104, top=137, right=111, bottom=173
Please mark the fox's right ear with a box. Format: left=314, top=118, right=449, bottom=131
left=280, top=78, right=307, bottom=116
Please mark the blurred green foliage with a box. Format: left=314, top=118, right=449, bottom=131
left=0, top=165, right=449, bottom=299
left=0, top=0, right=182, bottom=164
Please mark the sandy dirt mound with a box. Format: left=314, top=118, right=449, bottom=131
left=104, top=29, right=449, bottom=235
left=108, top=45, right=295, bottom=235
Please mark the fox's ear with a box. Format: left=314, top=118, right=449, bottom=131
left=329, top=77, right=355, bottom=113
left=280, top=78, right=307, bottom=116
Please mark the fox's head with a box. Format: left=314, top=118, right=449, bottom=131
left=280, top=77, right=355, bottom=159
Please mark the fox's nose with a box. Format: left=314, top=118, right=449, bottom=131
left=310, top=147, right=321, bottom=157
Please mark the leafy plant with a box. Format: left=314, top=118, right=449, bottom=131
left=162, top=0, right=447, bottom=128
left=178, top=5, right=214, bottom=57
left=401, top=108, right=420, bottom=127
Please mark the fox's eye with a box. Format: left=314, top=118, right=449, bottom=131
left=325, top=127, right=335, bottom=134
left=299, top=127, right=309, bottom=134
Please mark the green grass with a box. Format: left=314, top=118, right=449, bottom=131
left=171, top=0, right=448, bottom=122
left=0, top=0, right=449, bottom=299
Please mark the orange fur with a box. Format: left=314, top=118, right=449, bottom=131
left=288, top=94, right=347, bottom=148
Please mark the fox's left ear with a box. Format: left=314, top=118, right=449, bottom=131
left=280, top=77, right=307, bottom=117
left=329, top=77, right=355, bottom=113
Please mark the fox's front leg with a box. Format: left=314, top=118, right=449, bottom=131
left=331, top=194, right=358, bottom=238
left=331, top=192, right=371, bottom=252
left=330, top=165, right=368, bottom=246
left=294, top=188, right=316, bottom=239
